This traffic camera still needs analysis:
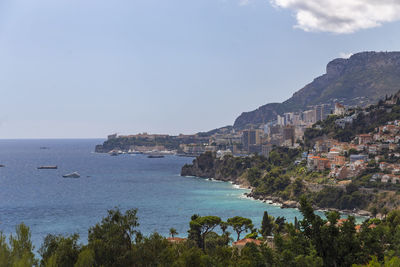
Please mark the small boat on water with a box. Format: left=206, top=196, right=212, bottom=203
left=38, top=166, right=58, bottom=169
left=147, top=155, right=165, bottom=158
left=0, top=164, right=5, bottom=167
left=62, top=172, right=80, bottom=178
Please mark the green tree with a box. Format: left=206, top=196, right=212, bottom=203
left=131, top=233, right=174, bottom=266
left=0, top=232, right=11, bottom=267
left=9, top=223, right=37, bottom=267
left=227, top=216, right=254, bottom=241
left=275, top=216, right=286, bottom=234
left=189, top=215, right=221, bottom=251
left=169, top=228, right=178, bottom=238
left=87, top=208, right=139, bottom=267
left=38, top=234, right=80, bottom=267
left=382, top=207, right=389, bottom=219
left=260, top=211, right=275, bottom=238
left=370, top=206, right=378, bottom=218
left=74, top=247, right=95, bottom=267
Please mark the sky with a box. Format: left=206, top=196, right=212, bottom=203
left=0, top=0, right=400, bottom=138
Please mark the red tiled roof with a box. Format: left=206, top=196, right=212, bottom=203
left=167, top=237, right=187, bottom=243
left=233, top=238, right=262, bottom=246
left=358, top=134, right=371, bottom=137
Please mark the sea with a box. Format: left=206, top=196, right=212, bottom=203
left=0, top=139, right=356, bottom=252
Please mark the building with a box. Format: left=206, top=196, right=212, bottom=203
left=268, top=125, right=282, bottom=136
left=107, top=133, right=118, bottom=140
left=303, top=109, right=317, bottom=124
left=350, top=154, right=368, bottom=163
left=315, top=104, right=331, bottom=122
left=283, top=126, right=295, bottom=147
left=262, top=144, right=274, bottom=158
left=307, top=155, right=331, bottom=171
left=242, top=129, right=264, bottom=151
left=332, top=155, right=346, bottom=167
left=277, top=115, right=286, bottom=126
left=334, top=103, right=346, bottom=116
left=357, top=134, right=373, bottom=145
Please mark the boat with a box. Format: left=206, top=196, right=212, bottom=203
left=109, top=150, right=119, bottom=156
left=147, top=155, right=165, bottom=158
left=38, top=166, right=58, bottom=169
left=62, top=172, right=80, bottom=178
left=0, top=164, right=5, bottom=167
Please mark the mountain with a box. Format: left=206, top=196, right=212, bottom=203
left=234, top=51, right=400, bottom=129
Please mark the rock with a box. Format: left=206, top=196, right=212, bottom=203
left=357, top=210, right=372, bottom=217
left=281, top=200, right=298, bottom=209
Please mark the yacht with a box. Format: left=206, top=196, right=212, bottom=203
left=38, top=166, right=58, bottom=169
left=62, top=172, right=80, bottom=178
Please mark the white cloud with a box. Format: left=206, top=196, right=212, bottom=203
left=270, top=0, right=400, bottom=33
left=339, top=52, right=353, bottom=59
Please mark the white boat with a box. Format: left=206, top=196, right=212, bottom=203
left=62, top=172, right=80, bottom=178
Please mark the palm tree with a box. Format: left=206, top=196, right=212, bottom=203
left=381, top=207, right=389, bottom=219
left=169, top=228, right=178, bottom=238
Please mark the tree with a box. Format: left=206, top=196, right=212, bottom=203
left=370, top=206, right=378, bottom=218
left=275, top=216, right=286, bottom=234
left=0, top=232, right=11, bottom=267
left=131, top=233, right=174, bottom=266
left=74, top=247, right=95, bottom=267
left=169, top=228, right=178, bottom=238
left=382, top=207, right=389, bottom=219
left=38, top=234, right=81, bottom=267
left=9, top=223, right=37, bottom=267
left=189, top=215, right=221, bottom=250
left=260, top=211, right=275, bottom=238
left=227, top=216, right=254, bottom=241
left=220, top=221, right=228, bottom=234
left=87, top=208, right=139, bottom=267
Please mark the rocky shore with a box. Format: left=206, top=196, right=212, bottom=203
left=181, top=152, right=372, bottom=218
left=185, top=173, right=371, bottom=218
left=242, top=190, right=371, bottom=218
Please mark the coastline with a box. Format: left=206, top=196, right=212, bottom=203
left=184, top=175, right=371, bottom=220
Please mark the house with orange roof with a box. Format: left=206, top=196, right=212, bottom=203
left=232, top=238, right=263, bottom=253
left=166, top=237, right=187, bottom=244
left=307, top=155, right=331, bottom=171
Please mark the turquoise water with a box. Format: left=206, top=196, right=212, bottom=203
left=0, top=139, right=354, bottom=252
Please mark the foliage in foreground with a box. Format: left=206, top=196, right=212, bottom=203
left=3, top=199, right=400, bottom=266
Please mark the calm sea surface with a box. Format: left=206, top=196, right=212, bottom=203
left=0, top=139, right=322, bottom=251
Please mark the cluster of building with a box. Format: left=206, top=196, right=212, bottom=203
left=178, top=103, right=348, bottom=158
left=234, top=103, right=347, bottom=157
left=276, top=104, right=333, bottom=127
left=305, top=120, right=400, bottom=184
left=104, top=102, right=353, bottom=159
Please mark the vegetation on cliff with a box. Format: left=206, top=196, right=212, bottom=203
left=181, top=149, right=374, bottom=211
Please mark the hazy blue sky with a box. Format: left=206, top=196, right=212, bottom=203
left=1, top=0, right=400, bottom=138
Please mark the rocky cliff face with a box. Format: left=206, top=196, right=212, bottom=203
left=234, top=51, right=400, bottom=129
left=180, top=152, right=244, bottom=183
